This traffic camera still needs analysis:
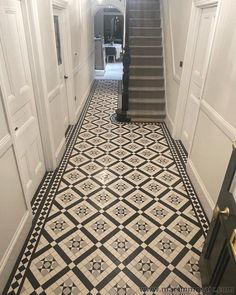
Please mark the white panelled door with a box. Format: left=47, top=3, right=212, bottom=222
left=181, top=6, right=217, bottom=152
left=53, top=8, right=70, bottom=133
left=0, top=0, right=45, bottom=201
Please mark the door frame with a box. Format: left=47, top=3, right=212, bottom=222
left=172, top=0, right=221, bottom=145
left=52, top=0, right=76, bottom=127
left=20, top=0, right=76, bottom=170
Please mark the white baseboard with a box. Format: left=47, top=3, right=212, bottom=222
left=75, top=79, right=94, bottom=121
left=165, top=112, right=174, bottom=136
left=55, top=137, right=66, bottom=166
left=0, top=211, right=32, bottom=294
left=187, top=159, right=215, bottom=220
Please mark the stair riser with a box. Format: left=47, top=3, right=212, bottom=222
left=129, top=37, right=162, bottom=46
left=129, top=79, right=164, bottom=88
left=129, top=103, right=165, bottom=112
left=130, top=67, right=163, bottom=76
left=130, top=47, right=162, bottom=56
left=128, top=3, right=160, bottom=10
left=129, top=27, right=162, bottom=37
left=130, top=19, right=161, bottom=27
left=129, top=90, right=165, bottom=99
left=129, top=11, right=160, bottom=19
left=131, top=56, right=163, bottom=66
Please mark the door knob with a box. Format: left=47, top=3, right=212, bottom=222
left=213, top=205, right=230, bottom=220
left=233, top=141, right=236, bottom=150
left=64, top=75, right=69, bottom=79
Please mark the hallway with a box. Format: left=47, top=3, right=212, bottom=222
left=4, top=80, right=208, bottom=295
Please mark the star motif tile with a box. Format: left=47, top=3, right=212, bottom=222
left=145, top=203, right=175, bottom=225
left=100, top=272, right=141, bottom=295
left=110, top=162, right=132, bottom=175
left=126, top=249, right=166, bottom=287
left=142, top=180, right=167, bottom=197
left=30, top=248, right=67, bottom=285
left=126, top=190, right=153, bottom=209
left=158, top=171, right=180, bottom=186
left=103, top=231, right=139, bottom=262
left=108, top=179, right=133, bottom=196
left=45, top=271, right=89, bottom=295
left=93, top=170, right=117, bottom=185
left=45, top=214, right=75, bottom=240
left=149, top=231, right=185, bottom=263
left=106, top=201, right=136, bottom=223
left=76, top=179, right=100, bottom=195
left=90, top=189, right=117, bottom=209
left=124, top=170, right=148, bottom=186
left=63, top=169, right=86, bottom=184
left=55, top=188, right=81, bottom=208
left=67, top=201, right=97, bottom=223
left=77, top=249, right=117, bottom=286
left=169, top=216, right=200, bottom=243
left=126, top=216, right=157, bottom=242
left=58, top=231, right=93, bottom=261
left=84, top=215, right=116, bottom=241
left=160, top=190, right=189, bottom=210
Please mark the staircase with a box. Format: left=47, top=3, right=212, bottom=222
left=126, top=0, right=165, bottom=122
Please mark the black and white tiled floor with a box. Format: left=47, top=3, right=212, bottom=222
left=4, top=80, right=209, bottom=295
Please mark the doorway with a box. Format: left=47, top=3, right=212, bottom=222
left=94, top=7, right=124, bottom=79
left=181, top=5, right=217, bottom=153
left=53, top=8, right=70, bottom=134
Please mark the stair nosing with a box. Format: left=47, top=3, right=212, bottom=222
left=129, top=86, right=165, bottom=91
left=130, top=75, right=164, bottom=80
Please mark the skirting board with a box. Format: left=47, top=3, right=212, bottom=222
left=187, top=159, right=215, bottom=220
left=165, top=112, right=174, bottom=137
left=55, top=137, right=66, bottom=167
left=0, top=211, right=32, bottom=294
left=75, top=79, right=94, bottom=121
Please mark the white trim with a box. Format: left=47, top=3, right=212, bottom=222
left=48, top=85, right=60, bottom=103
left=0, top=211, right=32, bottom=295
left=55, top=137, right=66, bottom=165
left=200, top=100, right=236, bottom=141
left=75, top=79, right=94, bottom=121
left=0, top=134, right=12, bottom=158
left=166, top=0, right=181, bottom=84
left=52, top=0, right=68, bottom=9
left=194, top=0, right=219, bottom=8
left=187, top=159, right=215, bottom=220
left=165, top=112, right=174, bottom=135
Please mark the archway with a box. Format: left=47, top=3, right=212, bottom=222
left=94, top=5, right=124, bottom=80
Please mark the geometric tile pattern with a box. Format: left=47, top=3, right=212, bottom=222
left=4, top=80, right=208, bottom=295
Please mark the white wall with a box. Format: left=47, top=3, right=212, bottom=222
left=161, top=0, right=192, bottom=133
left=94, top=9, right=104, bottom=37
left=0, top=89, right=32, bottom=294
left=187, top=1, right=236, bottom=218
left=69, top=0, right=95, bottom=119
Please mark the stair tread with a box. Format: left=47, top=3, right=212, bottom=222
left=129, top=86, right=165, bottom=91
left=130, top=65, right=163, bottom=68
left=130, top=45, right=162, bottom=47
left=130, top=98, right=165, bottom=103
left=130, top=75, right=164, bottom=80
left=131, top=55, right=163, bottom=58
left=129, top=36, right=162, bottom=39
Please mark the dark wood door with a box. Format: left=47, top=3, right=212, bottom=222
left=200, top=144, right=236, bottom=295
